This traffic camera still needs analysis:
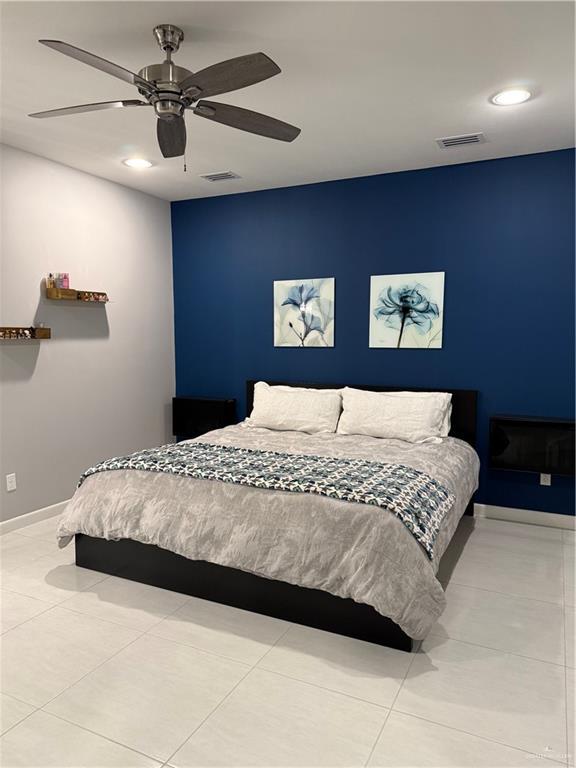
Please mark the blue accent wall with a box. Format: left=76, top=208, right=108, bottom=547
left=172, top=149, right=575, bottom=515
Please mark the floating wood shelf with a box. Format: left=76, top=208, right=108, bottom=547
left=0, top=326, right=51, bottom=340
left=46, top=287, right=108, bottom=303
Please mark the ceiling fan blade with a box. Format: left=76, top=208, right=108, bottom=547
left=157, top=116, right=187, bottom=158
left=39, top=40, right=155, bottom=94
left=193, top=101, right=301, bottom=142
left=29, top=100, right=148, bottom=118
left=180, top=53, right=280, bottom=98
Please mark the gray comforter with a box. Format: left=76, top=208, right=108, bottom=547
left=58, top=424, right=479, bottom=639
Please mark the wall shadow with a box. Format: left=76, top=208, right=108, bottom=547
left=0, top=342, right=41, bottom=382
left=34, top=283, right=110, bottom=340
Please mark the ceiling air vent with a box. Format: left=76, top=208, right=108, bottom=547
left=200, top=171, right=241, bottom=182
left=436, top=132, right=486, bottom=149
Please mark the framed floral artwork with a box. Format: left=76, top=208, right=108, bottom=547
left=274, top=278, right=335, bottom=347
left=369, top=272, right=445, bottom=349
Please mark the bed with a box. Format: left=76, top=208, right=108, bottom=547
left=60, top=380, right=479, bottom=652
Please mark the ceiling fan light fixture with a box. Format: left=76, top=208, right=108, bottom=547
left=491, top=88, right=532, bottom=106
left=123, top=158, right=153, bottom=169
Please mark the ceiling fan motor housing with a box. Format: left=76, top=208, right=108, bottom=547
left=138, top=62, right=192, bottom=89
left=138, top=61, right=194, bottom=119
left=153, top=24, right=184, bottom=54
left=153, top=98, right=185, bottom=119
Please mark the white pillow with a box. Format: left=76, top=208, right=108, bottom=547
left=246, top=382, right=342, bottom=434
left=337, top=388, right=452, bottom=443
left=379, top=390, right=452, bottom=437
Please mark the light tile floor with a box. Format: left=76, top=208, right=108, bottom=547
left=0, top=514, right=574, bottom=767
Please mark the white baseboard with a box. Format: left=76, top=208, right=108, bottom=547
left=0, top=499, right=70, bottom=536
left=474, top=503, right=575, bottom=531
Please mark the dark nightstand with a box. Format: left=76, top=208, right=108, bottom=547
left=172, top=396, right=237, bottom=441
left=489, top=415, right=575, bottom=479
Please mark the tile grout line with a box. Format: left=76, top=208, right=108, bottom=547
left=162, top=622, right=294, bottom=767
left=384, top=708, right=567, bottom=766
left=363, top=645, right=420, bottom=766
left=6, top=584, right=571, bottom=758
left=38, top=626, right=149, bottom=709
left=145, top=623, right=290, bottom=669
left=251, top=622, right=293, bottom=668
left=162, top=663, right=253, bottom=767
left=443, top=578, right=571, bottom=607
left=0, top=563, right=111, bottom=603
left=144, top=609, right=298, bottom=668
left=3, top=523, right=570, bottom=764
left=0, top=689, right=44, bottom=741
left=3, top=577, right=569, bottom=672
left=0, top=579, right=154, bottom=638
left=15, top=596, right=201, bottom=764
left=55, top=587, right=191, bottom=635
left=445, top=578, right=564, bottom=606
left=565, top=532, right=575, bottom=765
left=2, top=693, right=159, bottom=767
left=11, top=598, right=195, bottom=761
left=254, top=664, right=399, bottom=712
left=35, top=595, right=192, bottom=714
left=149, top=606, right=569, bottom=684
left=42, top=607, right=573, bottom=767
left=389, top=524, right=571, bottom=766
left=562, top=542, right=570, bottom=766
left=0, top=548, right=62, bottom=577
left=0, top=702, right=43, bottom=741
left=36, top=709, right=164, bottom=765
left=12, top=525, right=60, bottom=542
left=426, top=629, right=568, bottom=668
left=0, top=598, right=58, bottom=636
left=13, top=533, right=58, bottom=543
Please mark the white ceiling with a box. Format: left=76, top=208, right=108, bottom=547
left=1, top=1, right=573, bottom=201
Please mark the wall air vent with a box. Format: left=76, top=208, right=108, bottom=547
left=436, top=132, right=486, bottom=149
left=200, top=171, right=241, bottom=182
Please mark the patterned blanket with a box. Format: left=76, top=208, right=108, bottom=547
left=79, top=442, right=455, bottom=559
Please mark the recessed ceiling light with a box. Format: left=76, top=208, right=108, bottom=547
left=491, top=89, right=532, bottom=106
left=122, top=158, right=153, bottom=169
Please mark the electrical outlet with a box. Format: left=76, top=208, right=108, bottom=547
left=6, top=473, right=16, bottom=492
left=540, top=473, right=552, bottom=487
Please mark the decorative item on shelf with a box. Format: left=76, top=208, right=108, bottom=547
left=46, top=272, right=69, bottom=289
left=45, top=281, right=109, bottom=303
left=77, top=291, right=108, bottom=303
left=0, top=326, right=51, bottom=340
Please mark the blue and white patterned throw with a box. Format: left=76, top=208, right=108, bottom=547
left=79, top=442, right=455, bottom=559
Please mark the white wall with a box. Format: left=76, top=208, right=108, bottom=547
left=0, top=145, right=175, bottom=521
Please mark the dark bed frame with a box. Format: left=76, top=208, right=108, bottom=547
left=76, top=380, right=478, bottom=653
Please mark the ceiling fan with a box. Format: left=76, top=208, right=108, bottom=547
left=29, top=24, right=301, bottom=158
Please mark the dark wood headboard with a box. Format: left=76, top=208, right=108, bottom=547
left=246, top=380, right=478, bottom=448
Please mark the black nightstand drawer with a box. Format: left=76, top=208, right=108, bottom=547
left=173, top=397, right=237, bottom=440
